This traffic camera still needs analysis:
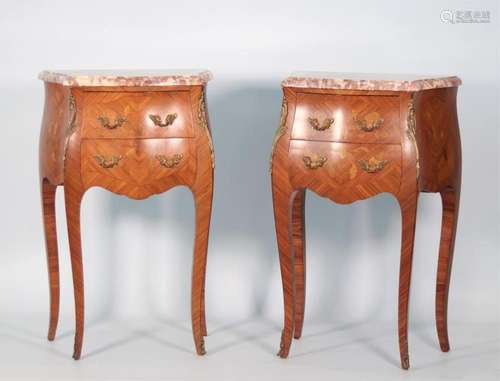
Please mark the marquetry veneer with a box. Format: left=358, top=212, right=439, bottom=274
left=270, top=72, right=462, bottom=369
left=39, top=70, right=214, bottom=359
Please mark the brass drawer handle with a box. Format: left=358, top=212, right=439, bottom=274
left=156, top=153, right=183, bottom=168
left=358, top=158, right=388, bottom=173
left=94, top=155, right=122, bottom=169
left=97, top=116, right=127, bottom=130
left=149, top=113, right=178, bottom=127
left=303, top=154, right=327, bottom=169
left=354, top=117, right=384, bottom=132
left=308, top=117, right=334, bottom=131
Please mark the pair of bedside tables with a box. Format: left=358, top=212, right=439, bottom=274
left=39, top=70, right=462, bottom=369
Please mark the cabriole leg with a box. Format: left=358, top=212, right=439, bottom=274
left=397, top=193, right=418, bottom=370
left=436, top=188, right=460, bottom=352
left=190, top=181, right=213, bottom=355
left=41, top=178, right=60, bottom=341
left=64, top=185, right=85, bottom=360
left=273, top=180, right=297, bottom=358
left=292, top=189, right=306, bottom=339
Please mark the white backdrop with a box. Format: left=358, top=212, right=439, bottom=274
left=0, top=0, right=498, bottom=361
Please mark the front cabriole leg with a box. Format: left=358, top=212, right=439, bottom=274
left=40, top=178, right=60, bottom=341
left=271, top=92, right=297, bottom=358
left=436, top=188, right=460, bottom=352
left=190, top=179, right=213, bottom=355
left=292, top=189, right=306, bottom=339
left=395, top=92, right=420, bottom=370
left=63, top=90, right=86, bottom=360
left=396, top=192, right=418, bottom=370
left=273, top=183, right=297, bottom=358
left=190, top=86, right=214, bottom=355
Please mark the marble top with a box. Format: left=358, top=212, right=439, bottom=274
left=283, top=72, right=462, bottom=91
left=39, top=69, right=212, bottom=87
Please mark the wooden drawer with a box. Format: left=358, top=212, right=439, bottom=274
left=291, top=93, right=400, bottom=144
left=81, top=91, right=194, bottom=139
left=288, top=140, right=401, bottom=203
left=81, top=138, right=196, bottom=199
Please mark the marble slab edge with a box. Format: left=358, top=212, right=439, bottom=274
left=282, top=75, right=462, bottom=91
left=39, top=70, right=213, bottom=87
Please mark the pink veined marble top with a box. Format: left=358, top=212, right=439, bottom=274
left=282, top=72, right=462, bottom=91
left=39, top=69, right=213, bottom=87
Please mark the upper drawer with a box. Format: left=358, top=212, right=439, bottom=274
left=81, top=91, right=194, bottom=138
left=291, top=93, right=400, bottom=143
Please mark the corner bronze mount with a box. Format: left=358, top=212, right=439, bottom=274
left=68, top=94, right=77, bottom=131
left=269, top=98, right=288, bottom=174
left=198, top=93, right=215, bottom=169
left=406, top=96, right=420, bottom=179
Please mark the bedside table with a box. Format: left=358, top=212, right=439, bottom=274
left=39, top=70, right=215, bottom=359
left=270, top=72, right=462, bottom=369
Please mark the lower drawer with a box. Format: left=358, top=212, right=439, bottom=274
left=288, top=140, right=401, bottom=203
left=81, top=138, right=196, bottom=199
